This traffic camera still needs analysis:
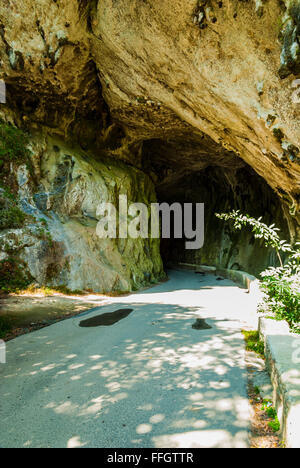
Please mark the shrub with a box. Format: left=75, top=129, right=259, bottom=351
left=216, top=210, right=300, bottom=332
left=0, top=258, right=32, bottom=294
left=261, top=400, right=281, bottom=433
left=0, top=120, right=33, bottom=188
left=0, top=190, right=26, bottom=230
left=261, top=250, right=300, bottom=331
left=0, top=120, right=30, bottom=165
left=0, top=203, right=26, bottom=230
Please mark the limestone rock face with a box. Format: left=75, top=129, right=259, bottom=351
left=0, top=0, right=105, bottom=146
left=0, top=0, right=299, bottom=288
left=92, top=0, right=300, bottom=215
left=159, top=165, right=292, bottom=276
left=0, top=135, right=164, bottom=292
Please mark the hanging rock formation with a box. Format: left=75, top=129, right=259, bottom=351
left=0, top=0, right=299, bottom=290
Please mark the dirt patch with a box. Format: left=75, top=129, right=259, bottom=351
left=0, top=277, right=169, bottom=340
left=0, top=292, right=109, bottom=340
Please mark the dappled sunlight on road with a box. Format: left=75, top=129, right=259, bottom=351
left=152, top=429, right=248, bottom=449
left=0, top=269, right=255, bottom=448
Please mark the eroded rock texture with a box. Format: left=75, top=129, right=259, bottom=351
left=0, top=0, right=299, bottom=288
left=94, top=0, right=299, bottom=208
left=0, top=136, right=164, bottom=291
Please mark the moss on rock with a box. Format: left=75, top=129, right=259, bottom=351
left=0, top=189, right=26, bottom=230
left=0, top=120, right=30, bottom=165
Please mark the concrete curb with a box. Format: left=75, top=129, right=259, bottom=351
left=259, top=317, right=300, bottom=448
left=177, top=262, right=261, bottom=293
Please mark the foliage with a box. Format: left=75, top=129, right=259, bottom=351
left=0, top=258, right=32, bottom=294
left=0, top=120, right=30, bottom=167
left=268, top=417, right=281, bottom=433
left=260, top=248, right=300, bottom=332
left=0, top=188, right=27, bottom=230
left=217, top=210, right=300, bottom=332
left=242, top=330, right=265, bottom=358
left=216, top=210, right=292, bottom=266
left=0, top=200, right=26, bottom=230
left=263, top=402, right=277, bottom=419
left=261, top=400, right=281, bottom=433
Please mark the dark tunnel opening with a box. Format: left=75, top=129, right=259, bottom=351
left=142, top=138, right=292, bottom=277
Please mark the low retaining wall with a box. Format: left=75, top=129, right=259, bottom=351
left=259, top=317, right=300, bottom=448
left=177, top=262, right=260, bottom=293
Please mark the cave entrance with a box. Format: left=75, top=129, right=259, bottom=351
left=142, top=138, right=290, bottom=277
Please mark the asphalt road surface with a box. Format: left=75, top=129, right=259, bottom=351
left=0, top=269, right=259, bottom=448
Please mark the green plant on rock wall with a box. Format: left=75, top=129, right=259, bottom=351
left=0, top=120, right=30, bottom=166
left=0, top=257, right=32, bottom=294
left=0, top=119, right=34, bottom=192
left=0, top=189, right=26, bottom=230
left=0, top=121, right=33, bottom=229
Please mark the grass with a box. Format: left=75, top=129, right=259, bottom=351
left=14, top=285, right=133, bottom=298
left=47, top=285, right=85, bottom=296
left=242, top=330, right=265, bottom=358
left=261, top=399, right=281, bottom=433
left=19, top=285, right=86, bottom=296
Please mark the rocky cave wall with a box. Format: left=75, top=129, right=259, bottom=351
left=0, top=133, right=164, bottom=292
left=0, top=0, right=299, bottom=291
left=157, top=164, right=291, bottom=276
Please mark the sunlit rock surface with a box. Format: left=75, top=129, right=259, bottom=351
left=0, top=0, right=299, bottom=288
left=0, top=135, right=164, bottom=291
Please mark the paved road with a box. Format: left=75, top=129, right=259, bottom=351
left=0, top=270, right=259, bottom=448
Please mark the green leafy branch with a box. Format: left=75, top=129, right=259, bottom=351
left=216, top=210, right=293, bottom=267
left=216, top=210, right=300, bottom=331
